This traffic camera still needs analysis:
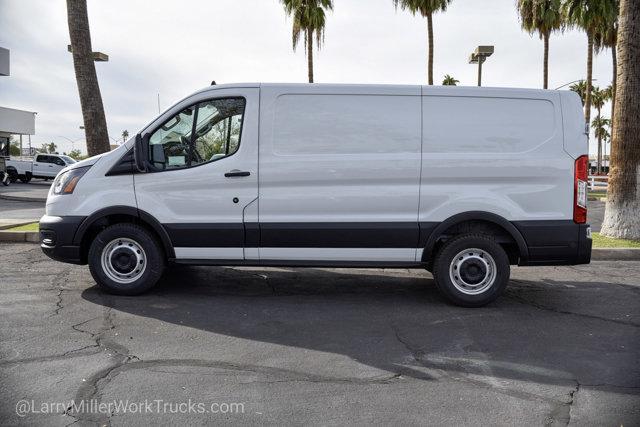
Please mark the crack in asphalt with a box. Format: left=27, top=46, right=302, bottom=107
left=65, top=302, right=138, bottom=426
left=505, top=289, right=640, bottom=328
left=546, top=382, right=580, bottom=426
left=51, top=288, right=65, bottom=317
left=48, top=266, right=73, bottom=317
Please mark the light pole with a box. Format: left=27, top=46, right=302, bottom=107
left=468, top=46, right=494, bottom=87
left=554, top=79, right=597, bottom=90
left=55, top=135, right=85, bottom=152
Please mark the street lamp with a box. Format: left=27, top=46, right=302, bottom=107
left=468, top=45, right=494, bottom=87
left=554, top=79, right=597, bottom=90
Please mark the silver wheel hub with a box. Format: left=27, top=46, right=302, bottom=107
left=101, top=238, right=147, bottom=284
left=449, top=248, right=496, bottom=295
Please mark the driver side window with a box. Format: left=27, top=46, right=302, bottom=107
left=148, top=106, right=196, bottom=170
left=147, top=97, right=246, bottom=171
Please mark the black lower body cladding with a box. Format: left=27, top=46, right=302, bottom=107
left=39, top=215, right=86, bottom=264
left=39, top=214, right=592, bottom=267
left=513, top=220, right=591, bottom=265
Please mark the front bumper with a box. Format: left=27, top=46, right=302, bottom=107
left=39, top=215, right=87, bottom=265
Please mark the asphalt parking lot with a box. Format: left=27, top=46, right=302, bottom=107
left=1, top=243, right=639, bottom=425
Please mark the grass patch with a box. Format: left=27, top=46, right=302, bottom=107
left=592, top=232, right=640, bottom=248
left=5, top=222, right=39, bottom=232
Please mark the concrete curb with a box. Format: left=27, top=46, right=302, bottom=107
left=0, top=231, right=39, bottom=243
left=591, top=248, right=640, bottom=261
left=0, top=193, right=47, bottom=203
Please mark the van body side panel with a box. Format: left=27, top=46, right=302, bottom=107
left=419, top=86, right=588, bottom=265
left=258, top=85, right=422, bottom=261
left=420, top=86, right=572, bottom=223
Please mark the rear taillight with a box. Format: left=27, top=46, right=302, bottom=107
left=574, top=155, right=588, bottom=223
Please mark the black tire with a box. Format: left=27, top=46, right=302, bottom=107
left=20, top=174, right=32, bottom=183
left=88, top=223, right=165, bottom=295
left=432, top=234, right=510, bottom=307
left=7, top=169, right=18, bottom=183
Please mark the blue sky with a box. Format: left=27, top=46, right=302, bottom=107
left=0, top=0, right=615, bottom=155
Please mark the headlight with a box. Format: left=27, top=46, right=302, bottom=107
left=52, top=166, right=91, bottom=195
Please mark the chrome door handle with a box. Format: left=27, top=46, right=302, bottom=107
left=224, top=170, right=250, bottom=178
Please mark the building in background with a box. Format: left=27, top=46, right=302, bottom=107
left=0, top=47, right=37, bottom=157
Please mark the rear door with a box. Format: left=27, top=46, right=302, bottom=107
left=48, top=155, right=67, bottom=177
left=134, top=87, right=259, bottom=261
left=33, top=155, right=51, bottom=177
left=257, top=85, right=422, bottom=263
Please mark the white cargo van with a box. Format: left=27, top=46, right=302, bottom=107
left=40, top=84, right=591, bottom=306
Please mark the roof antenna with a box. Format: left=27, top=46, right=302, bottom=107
left=211, top=80, right=217, bottom=86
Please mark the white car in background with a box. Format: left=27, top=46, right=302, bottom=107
left=6, top=153, right=76, bottom=183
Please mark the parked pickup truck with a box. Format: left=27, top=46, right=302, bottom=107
left=6, top=153, right=76, bottom=183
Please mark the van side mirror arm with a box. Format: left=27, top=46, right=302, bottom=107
left=134, top=133, right=150, bottom=173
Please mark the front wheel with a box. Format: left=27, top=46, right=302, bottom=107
left=88, top=223, right=165, bottom=295
left=432, top=234, right=510, bottom=307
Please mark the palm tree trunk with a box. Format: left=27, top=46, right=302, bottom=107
left=601, top=0, right=640, bottom=239
left=66, top=0, right=110, bottom=156
left=307, top=28, right=314, bottom=83
left=596, top=109, right=602, bottom=174
left=427, top=12, right=434, bottom=85
left=543, top=31, right=549, bottom=89
left=585, top=33, right=593, bottom=128
left=611, top=46, right=617, bottom=123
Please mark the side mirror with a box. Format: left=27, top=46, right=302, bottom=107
left=133, top=133, right=149, bottom=172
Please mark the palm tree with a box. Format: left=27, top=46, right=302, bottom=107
left=280, top=0, right=334, bottom=83
left=591, top=86, right=607, bottom=173
left=442, top=74, right=459, bottom=85
left=563, top=0, right=618, bottom=132
left=66, top=0, right=110, bottom=156
left=393, top=0, right=453, bottom=85
left=591, top=115, right=610, bottom=174
left=569, top=80, right=588, bottom=105
left=594, top=1, right=619, bottom=123
left=122, top=130, right=129, bottom=144
left=600, top=0, right=640, bottom=239
left=516, top=0, right=563, bottom=89
left=39, top=143, right=58, bottom=154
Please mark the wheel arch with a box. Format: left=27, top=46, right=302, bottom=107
left=73, top=205, right=175, bottom=263
left=422, top=211, right=529, bottom=264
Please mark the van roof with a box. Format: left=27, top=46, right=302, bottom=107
left=191, top=82, right=563, bottom=97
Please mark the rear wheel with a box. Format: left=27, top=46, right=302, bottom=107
left=19, top=173, right=32, bottom=183
left=432, top=234, right=510, bottom=307
left=88, top=223, right=165, bottom=295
